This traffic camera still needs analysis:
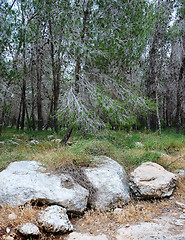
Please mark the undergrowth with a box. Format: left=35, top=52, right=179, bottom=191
left=0, top=128, right=185, bottom=172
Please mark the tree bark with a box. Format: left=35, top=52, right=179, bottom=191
left=36, top=40, right=44, bottom=131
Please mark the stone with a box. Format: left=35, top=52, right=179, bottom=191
left=37, top=205, right=73, bottom=233
left=48, top=135, right=54, bottom=139
left=19, top=223, right=40, bottom=236
left=0, top=141, right=5, bottom=146
left=179, top=214, right=185, bottom=219
left=83, top=156, right=130, bottom=210
left=51, top=139, right=62, bottom=143
left=6, top=228, right=11, bottom=234
left=135, top=142, right=144, bottom=147
left=176, top=201, right=185, bottom=209
left=8, top=213, right=17, bottom=220
left=2, top=236, right=14, bottom=240
left=175, top=169, right=185, bottom=178
left=151, top=151, right=171, bottom=158
left=29, top=140, right=39, bottom=145
left=174, top=220, right=184, bottom=226
left=66, top=232, right=108, bottom=240
left=114, top=208, right=123, bottom=215
left=0, top=161, right=89, bottom=213
left=129, top=162, right=177, bottom=199
left=8, top=140, right=19, bottom=145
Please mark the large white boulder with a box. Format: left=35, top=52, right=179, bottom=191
left=129, top=162, right=177, bottom=199
left=0, top=161, right=89, bottom=213
left=83, top=156, right=130, bottom=209
left=37, top=205, right=73, bottom=233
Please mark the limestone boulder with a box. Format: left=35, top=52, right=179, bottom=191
left=83, top=156, right=130, bottom=209
left=37, top=205, right=73, bottom=233
left=129, top=162, right=177, bottom=199
left=0, top=161, right=89, bottom=213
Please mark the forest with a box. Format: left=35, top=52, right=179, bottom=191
left=0, top=0, right=185, bottom=138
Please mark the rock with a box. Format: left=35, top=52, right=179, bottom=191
left=51, top=139, right=62, bottom=143
left=179, top=214, right=185, bottom=219
left=175, top=169, right=185, bottom=178
left=114, top=208, right=123, bottom=215
left=0, top=161, right=89, bottom=213
left=135, top=142, right=144, bottom=147
left=116, top=219, right=182, bottom=240
left=2, top=236, right=14, bottom=240
left=48, top=135, right=54, bottom=139
left=29, top=140, right=39, bottom=145
left=8, top=140, right=19, bottom=145
left=37, top=205, right=73, bottom=233
left=83, top=156, right=130, bottom=210
left=19, top=223, right=40, bottom=236
left=0, top=141, right=5, bottom=146
left=176, top=201, right=185, bottom=209
left=151, top=151, right=171, bottom=158
left=66, top=232, right=108, bottom=240
left=8, top=213, right=17, bottom=220
left=129, top=162, right=177, bottom=199
left=174, top=220, right=184, bottom=226
left=6, top=228, right=11, bottom=234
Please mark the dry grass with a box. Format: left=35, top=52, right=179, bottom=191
left=0, top=204, right=39, bottom=237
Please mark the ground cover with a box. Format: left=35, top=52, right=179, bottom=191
left=0, top=128, right=184, bottom=239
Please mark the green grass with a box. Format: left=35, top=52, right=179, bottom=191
left=0, top=127, right=185, bottom=172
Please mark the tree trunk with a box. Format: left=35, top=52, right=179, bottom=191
left=36, top=40, right=44, bottom=131
left=20, top=4, right=26, bottom=130
left=48, top=17, right=61, bottom=133
left=61, top=126, right=73, bottom=144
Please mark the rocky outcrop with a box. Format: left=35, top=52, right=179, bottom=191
left=129, top=162, right=177, bottom=199
left=0, top=161, right=89, bottom=213
left=37, top=205, right=73, bottom=233
left=83, top=156, right=130, bottom=209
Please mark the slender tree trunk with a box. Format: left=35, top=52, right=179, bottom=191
left=30, top=56, right=36, bottom=130
left=36, top=40, right=44, bottom=131
left=175, top=34, right=185, bottom=132
left=156, top=89, right=161, bottom=135
left=48, top=18, right=61, bottom=133
left=20, top=4, right=26, bottom=130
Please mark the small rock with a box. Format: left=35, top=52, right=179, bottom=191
left=175, top=169, right=185, bottom=178
left=19, top=223, right=40, bottom=236
left=37, top=205, right=73, bottom=233
left=183, top=209, right=185, bottom=213
left=176, top=201, right=185, bottom=209
left=8, top=140, right=19, bottom=145
left=51, top=139, right=62, bottom=143
left=6, top=228, right=11, bottom=234
left=169, top=196, right=175, bottom=200
left=135, top=142, right=144, bottom=147
left=29, top=140, right=39, bottom=145
left=0, top=141, right=5, bottom=146
left=66, top=232, right=108, bottom=240
left=179, top=214, right=185, bottom=219
left=2, top=236, right=14, bottom=240
left=114, top=208, right=123, bottom=215
left=174, top=220, right=184, bottom=226
left=48, top=135, right=54, bottom=139
left=8, top=213, right=17, bottom=220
